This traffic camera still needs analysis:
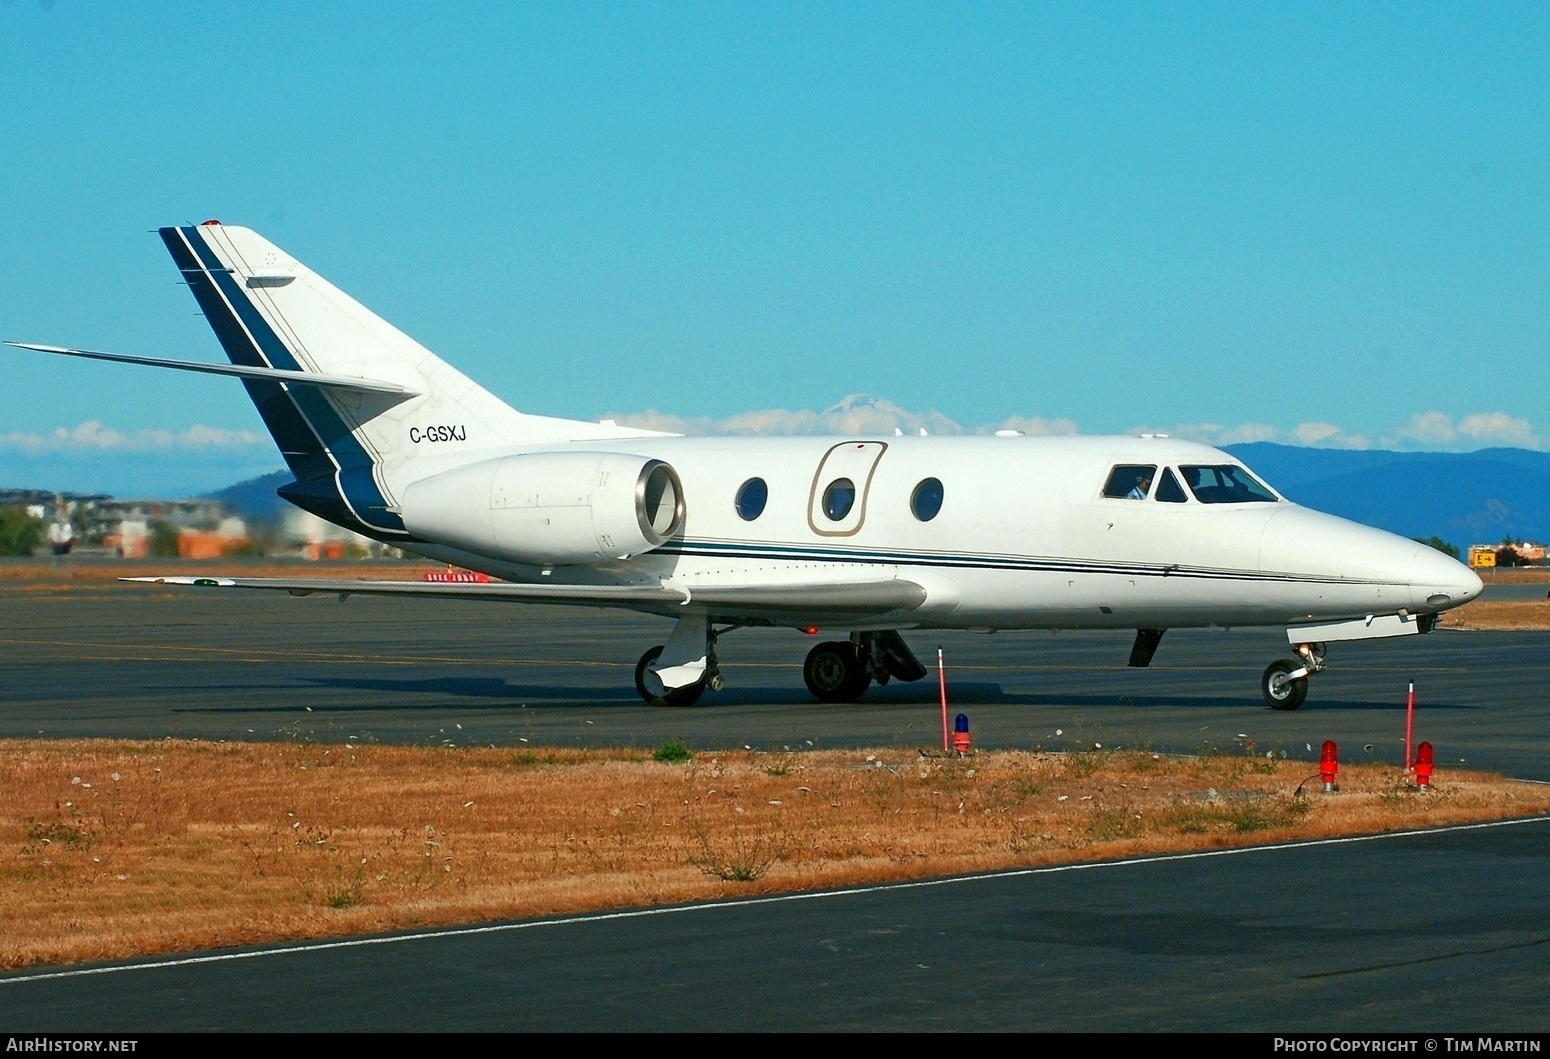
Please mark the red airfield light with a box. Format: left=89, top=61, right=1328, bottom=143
left=1415, top=742, right=1434, bottom=790
left=1320, top=740, right=1339, bottom=793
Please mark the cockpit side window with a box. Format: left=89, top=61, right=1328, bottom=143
left=1178, top=464, right=1278, bottom=504
left=1102, top=465, right=1157, bottom=500
left=1156, top=468, right=1188, bottom=503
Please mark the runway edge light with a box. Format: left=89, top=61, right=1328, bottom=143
left=952, top=713, right=971, bottom=756
left=1320, top=740, right=1339, bottom=793
left=1415, top=742, right=1434, bottom=791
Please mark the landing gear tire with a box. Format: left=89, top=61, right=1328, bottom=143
left=1262, top=659, right=1308, bottom=711
left=635, top=645, right=706, bottom=708
left=804, top=641, right=872, bottom=702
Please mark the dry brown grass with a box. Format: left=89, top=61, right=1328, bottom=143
left=1440, top=600, right=1550, bottom=629
left=3, top=739, right=1547, bottom=970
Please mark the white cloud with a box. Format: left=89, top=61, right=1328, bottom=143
left=618, top=396, right=1543, bottom=453
left=1381, top=411, right=1542, bottom=451
left=985, top=415, right=1080, bottom=437
left=1392, top=411, right=1457, bottom=447
left=1151, top=422, right=1280, bottom=446
left=1291, top=421, right=1374, bottom=448
left=1215, top=422, right=1280, bottom=445
left=1457, top=411, right=1539, bottom=448
left=0, top=420, right=267, bottom=453
left=1178, top=421, right=1374, bottom=449
left=606, top=394, right=1064, bottom=437
left=610, top=395, right=985, bottom=437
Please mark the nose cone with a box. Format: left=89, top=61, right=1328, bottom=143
left=1260, top=506, right=1483, bottom=615
left=1410, top=543, right=1483, bottom=611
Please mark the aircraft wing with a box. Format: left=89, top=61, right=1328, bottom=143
left=123, top=576, right=928, bottom=621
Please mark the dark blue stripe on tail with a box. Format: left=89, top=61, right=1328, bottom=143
left=161, top=226, right=406, bottom=535
left=159, top=227, right=337, bottom=487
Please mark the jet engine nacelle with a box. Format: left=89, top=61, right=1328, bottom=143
left=400, top=451, right=685, bottom=565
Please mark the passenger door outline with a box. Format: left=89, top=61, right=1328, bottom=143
left=807, top=441, right=888, bottom=537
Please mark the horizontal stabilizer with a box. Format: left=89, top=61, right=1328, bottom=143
left=123, top=576, right=928, bottom=619
left=6, top=342, right=420, bottom=397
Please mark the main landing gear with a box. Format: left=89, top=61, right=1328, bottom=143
left=633, top=623, right=928, bottom=707
left=1261, top=642, right=1325, bottom=710
left=803, top=631, right=928, bottom=703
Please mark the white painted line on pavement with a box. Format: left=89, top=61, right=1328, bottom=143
left=4, top=814, right=1546, bottom=987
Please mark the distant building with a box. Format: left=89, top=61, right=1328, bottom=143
left=5, top=486, right=397, bottom=560
left=1471, top=542, right=1548, bottom=568
left=175, top=517, right=251, bottom=559
left=281, top=509, right=385, bottom=560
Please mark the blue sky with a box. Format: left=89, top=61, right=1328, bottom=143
left=2, top=2, right=1548, bottom=495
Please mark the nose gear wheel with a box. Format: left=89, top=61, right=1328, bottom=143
left=634, top=644, right=706, bottom=708
left=1262, top=659, right=1308, bottom=710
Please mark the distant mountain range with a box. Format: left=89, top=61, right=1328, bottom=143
left=204, top=470, right=292, bottom=524
left=203, top=442, right=1550, bottom=548
left=1224, top=443, right=1550, bottom=545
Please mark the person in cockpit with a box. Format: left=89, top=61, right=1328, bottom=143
left=1126, top=470, right=1154, bottom=500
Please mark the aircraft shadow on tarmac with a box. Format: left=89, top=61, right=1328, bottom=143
left=163, top=675, right=1478, bottom=716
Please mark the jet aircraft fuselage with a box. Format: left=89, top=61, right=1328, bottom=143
left=9, top=222, right=1483, bottom=711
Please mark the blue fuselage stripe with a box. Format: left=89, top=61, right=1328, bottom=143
left=658, top=539, right=1402, bottom=587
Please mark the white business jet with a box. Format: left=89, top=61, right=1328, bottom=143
left=10, top=222, right=1483, bottom=710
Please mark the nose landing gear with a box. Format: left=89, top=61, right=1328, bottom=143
left=1261, top=642, right=1325, bottom=710
left=634, top=616, right=729, bottom=708
left=635, top=644, right=711, bottom=708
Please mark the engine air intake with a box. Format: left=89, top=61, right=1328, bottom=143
left=401, top=452, right=685, bottom=566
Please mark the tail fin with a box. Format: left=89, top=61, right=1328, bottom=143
left=161, top=222, right=662, bottom=537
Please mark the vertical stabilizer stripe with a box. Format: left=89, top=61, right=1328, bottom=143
left=169, top=226, right=405, bottom=535
left=159, top=227, right=337, bottom=486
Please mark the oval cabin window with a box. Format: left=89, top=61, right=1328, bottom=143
left=822, top=478, right=856, bottom=521
left=911, top=478, right=944, bottom=521
left=735, top=477, right=768, bottom=521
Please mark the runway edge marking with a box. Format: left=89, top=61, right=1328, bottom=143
left=4, top=814, right=1547, bottom=987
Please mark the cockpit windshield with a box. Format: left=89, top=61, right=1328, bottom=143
left=1178, top=465, right=1278, bottom=504
left=1102, top=465, right=1156, bottom=499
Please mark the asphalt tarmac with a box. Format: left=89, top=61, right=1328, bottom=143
left=1481, top=582, right=1550, bottom=601
left=1, top=579, right=1547, bottom=776
left=2, top=579, right=1548, bottom=1030
left=1, top=818, right=1547, bottom=1031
